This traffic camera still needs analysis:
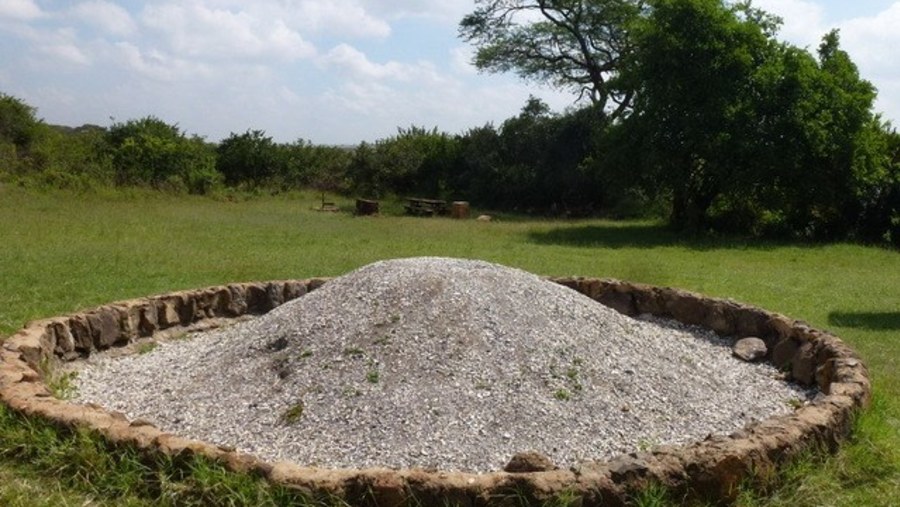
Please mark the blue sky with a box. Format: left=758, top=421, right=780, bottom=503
left=1, top=1, right=898, bottom=145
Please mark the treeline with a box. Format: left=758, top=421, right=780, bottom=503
left=2, top=1, right=900, bottom=246
left=0, top=93, right=628, bottom=215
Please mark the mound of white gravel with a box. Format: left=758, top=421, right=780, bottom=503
left=73, top=257, right=811, bottom=472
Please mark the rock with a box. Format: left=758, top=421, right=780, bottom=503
left=504, top=451, right=557, bottom=473
left=791, top=342, right=816, bottom=385
left=476, top=214, right=492, bottom=222
left=87, top=308, right=123, bottom=349
left=608, top=454, right=649, bottom=481
left=732, top=337, right=767, bottom=362
left=772, top=338, right=799, bottom=371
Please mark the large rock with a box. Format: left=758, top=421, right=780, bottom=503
left=504, top=451, right=557, bottom=473
left=732, top=337, right=767, bottom=362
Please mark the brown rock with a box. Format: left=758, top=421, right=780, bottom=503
left=703, top=301, right=734, bottom=336
left=608, top=454, right=649, bottom=481
left=245, top=283, right=272, bottom=313
left=87, top=308, right=123, bottom=349
left=157, top=297, right=181, bottom=328
left=626, top=284, right=663, bottom=315
left=733, top=307, right=773, bottom=341
left=307, top=278, right=330, bottom=291
left=50, top=320, right=76, bottom=356
left=791, top=342, right=817, bottom=386
left=137, top=304, right=159, bottom=336
left=772, top=338, right=799, bottom=371
left=68, top=315, right=94, bottom=353
left=206, top=287, right=234, bottom=317
left=664, top=290, right=708, bottom=326
left=504, top=451, right=557, bottom=473
left=227, top=285, right=249, bottom=315
left=177, top=295, right=198, bottom=324
left=732, top=337, right=767, bottom=362
left=266, top=282, right=285, bottom=308
left=597, top=290, right=636, bottom=316
left=283, top=280, right=308, bottom=302
left=117, top=304, right=140, bottom=340
left=3, top=330, right=44, bottom=369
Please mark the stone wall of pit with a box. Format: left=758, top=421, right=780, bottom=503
left=0, top=277, right=871, bottom=506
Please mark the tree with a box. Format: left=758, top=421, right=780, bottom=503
left=346, top=127, right=459, bottom=199
left=459, top=0, right=644, bottom=120
left=106, top=117, right=216, bottom=192
left=280, top=140, right=352, bottom=193
left=619, top=0, right=893, bottom=239
left=620, top=0, right=774, bottom=229
left=0, top=93, right=40, bottom=150
left=216, top=130, right=282, bottom=187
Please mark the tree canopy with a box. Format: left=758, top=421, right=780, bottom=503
left=459, top=0, right=644, bottom=120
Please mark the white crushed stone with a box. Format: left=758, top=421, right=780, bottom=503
left=72, top=257, right=812, bottom=472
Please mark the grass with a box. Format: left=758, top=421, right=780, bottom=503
left=0, top=186, right=898, bottom=506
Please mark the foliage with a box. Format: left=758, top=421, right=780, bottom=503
left=0, top=93, right=39, bottom=150
left=347, top=126, right=461, bottom=199
left=280, top=140, right=352, bottom=193
left=106, top=116, right=218, bottom=193
left=216, top=129, right=282, bottom=187
left=459, top=0, right=643, bottom=119
left=619, top=0, right=896, bottom=240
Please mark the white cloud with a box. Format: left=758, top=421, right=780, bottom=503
left=39, top=43, right=91, bottom=65
left=836, top=3, right=900, bottom=122
left=366, top=0, right=472, bottom=24
left=22, top=27, right=93, bottom=66
left=292, top=0, right=391, bottom=38
left=753, top=0, right=827, bottom=49
left=0, top=0, right=43, bottom=20
left=108, top=41, right=214, bottom=82
left=140, top=1, right=316, bottom=61
left=450, top=45, right=477, bottom=75
left=840, top=3, right=900, bottom=79
left=72, top=1, right=137, bottom=37
left=322, top=43, right=443, bottom=84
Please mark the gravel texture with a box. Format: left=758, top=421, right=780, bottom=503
left=72, top=257, right=812, bottom=472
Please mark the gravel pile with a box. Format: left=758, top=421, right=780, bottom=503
left=72, top=257, right=811, bottom=472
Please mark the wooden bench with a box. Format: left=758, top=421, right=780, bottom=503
left=404, top=197, right=449, bottom=216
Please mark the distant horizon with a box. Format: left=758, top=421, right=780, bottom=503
left=2, top=1, right=898, bottom=145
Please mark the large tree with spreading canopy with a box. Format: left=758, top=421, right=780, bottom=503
left=459, top=0, right=645, bottom=121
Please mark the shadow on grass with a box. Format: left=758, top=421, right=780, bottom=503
left=828, top=312, right=900, bottom=331
left=526, top=222, right=777, bottom=250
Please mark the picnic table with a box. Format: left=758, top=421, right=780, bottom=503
left=404, top=197, right=449, bottom=216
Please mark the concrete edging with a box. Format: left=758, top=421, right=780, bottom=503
left=0, top=277, right=871, bottom=506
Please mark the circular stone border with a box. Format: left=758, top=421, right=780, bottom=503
left=0, top=276, right=871, bottom=506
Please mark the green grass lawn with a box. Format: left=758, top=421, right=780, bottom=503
left=1, top=186, right=898, bottom=506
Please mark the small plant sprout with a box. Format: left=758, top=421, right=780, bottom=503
left=554, top=389, right=571, bottom=401
left=365, top=358, right=380, bottom=383
left=787, top=397, right=804, bottom=409
left=280, top=400, right=304, bottom=424
left=137, top=341, right=158, bottom=354
left=637, top=438, right=655, bottom=452
left=342, top=386, right=362, bottom=398
left=299, top=349, right=313, bottom=358
left=39, top=357, right=78, bottom=400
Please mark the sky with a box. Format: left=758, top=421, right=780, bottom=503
left=1, top=1, right=899, bottom=145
